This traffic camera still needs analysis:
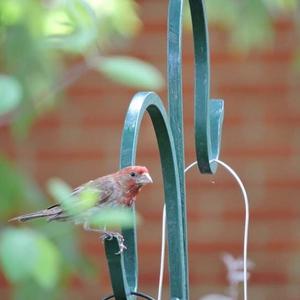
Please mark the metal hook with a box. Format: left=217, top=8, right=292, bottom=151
left=189, top=0, right=224, bottom=174
left=102, top=291, right=156, bottom=300
left=103, top=0, right=224, bottom=299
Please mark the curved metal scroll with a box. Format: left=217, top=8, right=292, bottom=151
left=188, top=0, right=224, bottom=174
left=103, top=0, right=224, bottom=299
left=105, top=92, right=186, bottom=299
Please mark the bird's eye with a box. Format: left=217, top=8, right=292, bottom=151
left=130, top=172, right=136, bottom=177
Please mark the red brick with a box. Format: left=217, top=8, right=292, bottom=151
left=36, top=149, right=104, bottom=161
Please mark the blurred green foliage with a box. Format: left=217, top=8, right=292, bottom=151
left=0, top=1, right=148, bottom=299
left=0, top=0, right=299, bottom=299
left=0, top=228, right=60, bottom=288
left=0, top=0, right=163, bottom=136
left=0, top=157, right=45, bottom=219
left=88, top=207, right=139, bottom=229
left=0, top=158, right=94, bottom=299
left=185, top=0, right=300, bottom=53
left=0, top=76, right=22, bottom=116
left=93, top=56, right=164, bottom=90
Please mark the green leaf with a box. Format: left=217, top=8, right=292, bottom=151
left=205, top=0, right=240, bottom=27
left=0, top=75, right=22, bottom=115
left=47, top=178, right=100, bottom=216
left=87, top=207, right=140, bottom=229
left=47, top=178, right=72, bottom=206
left=0, top=228, right=38, bottom=282
left=45, top=0, right=98, bottom=54
left=32, top=235, right=60, bottom=288
left=76, top=186, right=99, bottom=212
left=0, top=228, right=60, bottom=288
left=0, top=156, right=46, bottom=218
left=230, top=0, right=273, bottom=52
left=47, top=28, right=97, bottom=54
left=0, top=157, right=24, bottom=217
left=91, top=56, right=164, bottom=90
left=39, top=222, right=95, bottom=277
left=89, top=0, right=141, bottom=39
left=0, top=0, right=23, bottom=26
left=44, top=9, right=74, bottom=36
left=13, top=280, right=58, bottom=300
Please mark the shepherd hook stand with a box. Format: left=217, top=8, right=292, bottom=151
left=103, top=1, right=224, bottom=299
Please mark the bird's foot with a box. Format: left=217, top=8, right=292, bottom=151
left=100, top=231, right=127, bottom=254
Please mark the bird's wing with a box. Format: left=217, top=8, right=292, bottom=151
left=71, top=178, right=114, bottom=205
left=94, top=179, right=115, bottom=205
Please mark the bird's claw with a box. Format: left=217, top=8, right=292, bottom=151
left=100, top=232, right=127, bottom=254
left=115, top=242, right=127, bottom=255
left=100, top=232, right=113, bottom=241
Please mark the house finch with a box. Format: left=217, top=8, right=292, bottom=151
left=10, top=166, right=152, bottom=252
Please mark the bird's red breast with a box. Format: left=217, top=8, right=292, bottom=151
left=116, top=166, right=152, bottom=206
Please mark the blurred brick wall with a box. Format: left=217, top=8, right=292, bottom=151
left=1, top=0, right=300, bottom=299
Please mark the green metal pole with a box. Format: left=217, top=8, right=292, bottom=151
left=103, top=1, right=224, bottom=299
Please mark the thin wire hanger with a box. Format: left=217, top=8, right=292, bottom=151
left=157, top=159, right=249, bottom=300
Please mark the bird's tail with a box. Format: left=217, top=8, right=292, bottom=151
left=9, top=205, right=63, bottom=222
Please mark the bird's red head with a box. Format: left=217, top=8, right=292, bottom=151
left=115, top=166, right=152, bottom=206
left=119, top=166, right=152, bottom=187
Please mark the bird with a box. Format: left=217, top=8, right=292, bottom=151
left=10, top=166, right=153, bottom=253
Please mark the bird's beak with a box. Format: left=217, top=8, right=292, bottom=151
left=139, top=172, right=153, bottom=184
